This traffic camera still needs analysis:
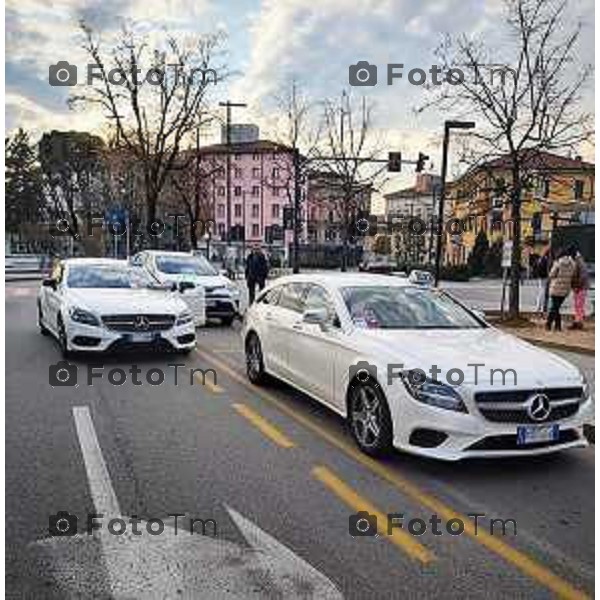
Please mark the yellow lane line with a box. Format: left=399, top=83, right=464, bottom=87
left=193, top=371, right=223, bottom=393
left=313, top=465, right=434, bottom=564
left=233, top=403, right=296, bottom=449
left=196, top=348, right=590, bottom=600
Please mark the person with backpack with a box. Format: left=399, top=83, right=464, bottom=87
left=545, top=248, right=576, bottom=331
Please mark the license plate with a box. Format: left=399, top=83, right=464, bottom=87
left=516, top=424, right=559, bottom=445
left=130, top=332, right=154, bottom=343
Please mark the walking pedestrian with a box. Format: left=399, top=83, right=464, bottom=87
left=569, top=246, right=589, bottom=330
left=245, top=244, right=269, bottom=304
left=534, top=249, right=550, bottom=315
left=546, top=249, right=576, bottom=332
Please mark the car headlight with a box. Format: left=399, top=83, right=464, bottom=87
left=70, top=307, right=100, bottom=327
left=582, top=374, right=592, bottom=400
left=176, top=311, right=194, bottom=326
left=401, top=369, right=467, bottom=412
left=227, top=284, right=240, bottom=299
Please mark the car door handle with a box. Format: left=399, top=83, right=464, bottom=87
left=265, top=312, right=274, bottom=321
left=292, top=322, right=303, bottom=330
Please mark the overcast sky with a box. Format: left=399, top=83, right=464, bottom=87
left=6, top=0, right=595, bottom=197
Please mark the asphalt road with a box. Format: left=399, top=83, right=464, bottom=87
left=5, top=281, right=595, bottom=599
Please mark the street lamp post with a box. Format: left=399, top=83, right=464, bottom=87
left=434, top=120, right=475, bottom=286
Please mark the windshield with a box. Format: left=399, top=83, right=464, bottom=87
left=66, top=266, right=153, bottom=289
left=155, top=255, right=217, bottom=276
left=341, top=285, right=484, bottom=329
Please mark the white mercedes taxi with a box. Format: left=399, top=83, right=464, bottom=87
left=38, top=258, right=196, bottom=356
left=242, top=273, right=593, bottom=461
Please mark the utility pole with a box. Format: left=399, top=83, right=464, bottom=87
left=292, top=148, right=302, bottom=273
left=340, top=91, right=348, bottom=272
left=434, top=120, right=475, bottom=286
left=219, top=101, right=247, bottom=249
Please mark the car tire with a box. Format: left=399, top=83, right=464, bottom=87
left=38, top=302, right=50, bottom=336
left=245, top=332, right=266, bottom=384
left=348, top=379, right=393, bottom=456
left=221, top=316, right=235, bottom=326
left=57, top=315, right=72, bottom=358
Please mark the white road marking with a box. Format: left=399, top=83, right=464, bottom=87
left=73, top=406, right=120, bottom=517
left=64, top=405, right=343, bottom=599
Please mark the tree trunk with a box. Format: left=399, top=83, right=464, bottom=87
left=508, top=169, right=522, bottom=319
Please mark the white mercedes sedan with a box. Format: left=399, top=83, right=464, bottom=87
left=38, top=258, right=196, bottom=356
left=242, top=274, right=593, bottom=461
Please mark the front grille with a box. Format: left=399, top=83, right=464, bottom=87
left=467, top=429, right=580, bottom=452
left=102, top=314, right=175, bottom=332
left=475, top=387, right=583, bottom=424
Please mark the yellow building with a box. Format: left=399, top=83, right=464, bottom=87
left=445, top=151, right=594, bottom=266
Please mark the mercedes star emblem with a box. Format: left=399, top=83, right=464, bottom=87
left=526, top=393, right=551, bottom=422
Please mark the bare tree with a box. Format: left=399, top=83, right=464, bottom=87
left=422, top=0, right=593, bottom=317
left=167, top=148, right=221, bottom=251
left=71, top=23, right=226, bottom=247
left=262, top=80, right=321, bottom=270
left=314, top=91, right=388, bottom=271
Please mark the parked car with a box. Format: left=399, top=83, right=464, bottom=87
left=38, top=258, right=196, bottom=356
left=358, top=257, right=395, bottom=274
left=242, top=273, right=592, bottom=461
left=131, top=251, right=240, bottom=326
left=408, top=269, right=434, bottom=287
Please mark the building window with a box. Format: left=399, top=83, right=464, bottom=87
left=574, top=180, right=584, bottom=199
left=253, top=153, right=260, bottom=161
left=272, top=168, right=280, bottom=178
left=218, top=186, right=225, bottom=196
left=217, top=166, right=225, bottom=177
left=252, top=186, right=260, bottom=197
left=271, top=204, right=280, bottom=219
left=234, top=167, right=243, bottom=178
left=252, top=204, right=259, bottom=218
left=252, top=224, right=260, bottom=237
left=252, top=167, right=260, bottom=178
left=218, top=223, right=225, bottom=236
left=234, top=186, right=242, bottom=197
left=234, top=153, right=242, bottom=161
left=273, top=187, right=280, bottom=197
left=217, top=204, right=225, bottom=217
left=234, top=204, right=242, bottom=218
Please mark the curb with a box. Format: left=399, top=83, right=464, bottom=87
left=518, top=337, right=595, bottom=357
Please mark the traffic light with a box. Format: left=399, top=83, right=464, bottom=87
left=388, top=152, right=402, bottom=172
left=283, top=206, right=294, bottom=230
left=416, top=152, right=429, bottom=173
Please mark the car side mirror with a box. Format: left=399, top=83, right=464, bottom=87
left=42, top=278, right=57, bottom=290
left=302, top=308, right=330, bottom=329
left=178, top=281, right=196, bottom=293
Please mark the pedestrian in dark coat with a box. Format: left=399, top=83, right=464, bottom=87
left=245, top=245, right=269, bottom=304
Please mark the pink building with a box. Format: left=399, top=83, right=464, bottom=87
left=196, top=140, right=297, bottom=255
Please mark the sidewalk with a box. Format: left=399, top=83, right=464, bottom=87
left=495, top=316, right=594, bottom=355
